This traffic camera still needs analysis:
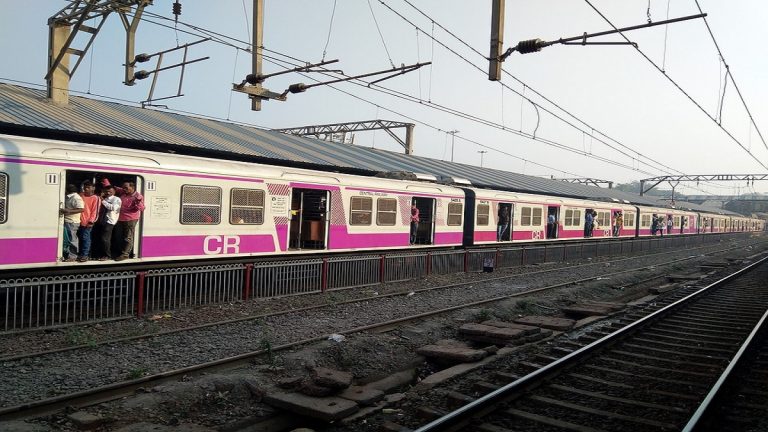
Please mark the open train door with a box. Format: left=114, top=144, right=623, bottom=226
left=289, top=188, right=329, bottom=250
left=546, top=206, right=559, bottom=239
left=412, top=197, right=435, bottom=245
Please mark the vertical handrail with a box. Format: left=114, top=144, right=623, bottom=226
left=136, top=271, right=146, bottom=318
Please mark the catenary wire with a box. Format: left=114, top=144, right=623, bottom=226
left=583, top=0, right=768, bottom=171
left=693, top=0, right=768, bottom=151
left=394, top=0, right=722, bottom=183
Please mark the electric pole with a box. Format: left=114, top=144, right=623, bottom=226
left=448, top=130, right=459, bottom=162
left=478, top=150, right=488, bottom=167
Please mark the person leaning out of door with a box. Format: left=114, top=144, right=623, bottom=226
left=100, top=178, right=145, bottom=261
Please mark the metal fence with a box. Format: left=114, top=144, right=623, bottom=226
left=327, top=256, right=380, bottom=290
left=0, top=232, right=753, bottom=331
left=252, top=258, right=323, bottom=298
left=384, top=252, right=428, bottom=282
left=0, top=272, right=135, bottom=331
left=430, top=250, right=466, bottom=275
left=142, top=264, right=243, bottom=314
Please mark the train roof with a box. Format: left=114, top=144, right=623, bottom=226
left=0, top=83, right=731, bottom=212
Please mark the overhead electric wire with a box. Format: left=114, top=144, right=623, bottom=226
left=394, top=0, right=721, bottom=183
left=693, top=0, right=768, bottom=152
left=378, top=0, right=675, bottom=176
left=134, top=8, right=739, bottom=189
left=135, top=11, right=632, bottom=176
left=583, top=0, right=768, bottom=171
left=142, top=8, right=654, bottom=176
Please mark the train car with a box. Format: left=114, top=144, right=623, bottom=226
left=2, top=134, right=761, bottom=271
left=0, top=135, right=466, bottom=270
left=463, top=187, right=636, bottom=245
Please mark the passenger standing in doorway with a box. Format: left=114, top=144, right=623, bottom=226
left=547, top=212, right=556, bottom=239
left=77, top=181, right=100, bottom=262
left=651, top=214, right=658, bottom=235
left=102, top=179, right=145, bottom=261
left=497, top=206, right=510, bottom=241
left=97, top=185, right=121, bottom=260
left=584, top=210, right=593, bottom=238
left=613, top=212, right=623, bottom=237
left=410, top=202, right=420, bottom=245
left=667, top=216, right=673, bottom=234
left=60, top=184, right=84, bottom=262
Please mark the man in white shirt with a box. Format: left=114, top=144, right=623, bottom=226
left=59, top=184, right=84, bottom=262
left=97, top=185, right=122, bottom=260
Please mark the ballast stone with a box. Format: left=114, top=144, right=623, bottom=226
left=416, top=343, right=488, bottom=363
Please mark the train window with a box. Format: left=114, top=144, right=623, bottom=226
left=447, top=202, right=463, bottom=226
left=521, top=207, right=532, bottom=226
left=376, top=198, right=397, bottom=226
left=564, top=209, right=581, bottom=227
left=532, top=207, right=543, bottom=226
left=673, top=216, right=680, bottom=228
left=230, top=188, right=265, bottom=224
left=181, top=185, right=222, bottom=224
left=597, top=211, right=610, bottom=227
left=641, top=214, right=651, bottom=227
left=350, top=197, right=373, bottom=226
left=624, top=212, right=635, bottom=227
left=476, top=204, right=490, bottom=226
left=0, top=173, right=6, bottom=224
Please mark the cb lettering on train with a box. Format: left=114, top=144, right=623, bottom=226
left=203, top=235, right=241, bottom=255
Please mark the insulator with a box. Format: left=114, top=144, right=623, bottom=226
left=516, top=38, right=543, bottom=54
left=288, top=83, right=307, bottom=94
left=172, top=1, right=182, bottom=17
left=134, top=53, right=151, bottom=63
left=245, top=73, right=264, bottom=85
left=134, top=70, right=151, bottom=80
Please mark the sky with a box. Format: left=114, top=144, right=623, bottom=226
left=1, top=0, right=767, bottom=197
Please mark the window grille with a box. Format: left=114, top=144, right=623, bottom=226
left=350, top=197, right=373, bottom=226
left=376, top=198, right=397, bottom=226
left=447, top=202, right=463, bottom=226
left=476, top=204, right=490, bottom=226
left=230, top=188, right=265, bottom=224
left=532, top=207, right=543, bottom=226
left=521, top=207, right=532, bottom=226
left=0, top=173, right=7, bottom=224
left=181, top=185, right=221, bottom=224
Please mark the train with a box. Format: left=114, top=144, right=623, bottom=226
left=0, top=134, right=763, bottom=270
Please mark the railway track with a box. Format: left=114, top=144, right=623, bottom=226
left=412, top=254, right=768, bottom=432
left=1, top=240, right=762, bottom=423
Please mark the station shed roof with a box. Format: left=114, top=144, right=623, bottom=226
left=0, top=83, right=724, bottom=211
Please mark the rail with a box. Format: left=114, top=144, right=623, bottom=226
left=414, top=251, right=768, bottom=432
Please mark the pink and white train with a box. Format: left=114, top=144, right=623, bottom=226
left=0, top=134, right=762, bottom=270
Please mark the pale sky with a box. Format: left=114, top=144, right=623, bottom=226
left=1, top=0, right=766, bottom=196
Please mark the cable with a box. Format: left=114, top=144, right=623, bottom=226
left=388, top=0, right=679, bottom=177
left=366, top=0, right=396, bottom=68
left=583, top=0, right=768, bottom=171
left=321, top=0, right=338, bottom=61
left=693, top=0, right=768, bottom=151
left=394, top=0, right=738, bottom=188
left=140, top=8, right=686, bottom=179
left=132, top=7, right=736, bottom=189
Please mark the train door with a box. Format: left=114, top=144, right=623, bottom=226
left=546, top=206, right=558, bottom=239
left=61, top=170, right=144, bottom=260
left=413, top=197, right=435, bottom=245
left=288, top=188, right=329, bottom=250
left=498, top=202, right=513, bottom=241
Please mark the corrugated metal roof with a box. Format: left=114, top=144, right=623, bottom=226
left=0, top=83, right=687, bottom=208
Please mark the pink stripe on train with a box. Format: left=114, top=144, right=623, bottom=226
left=0, top=237, right=59, bottom=264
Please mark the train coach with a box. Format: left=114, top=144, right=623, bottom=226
left=0, top=134, right=762, bottom=271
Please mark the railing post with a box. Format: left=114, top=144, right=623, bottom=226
left=321, top=258, right=328, bottom=292
left=243, top=264, right=253, bottom=301
left=464, top=250, right=469, bottom=273
left=426, top=252, right=432, bottom=276
left=379, top=255, right=385, bottom=283
left=495, top=249, right=501, bottom=268
left=543, top=244, right=548, bottom=262
left=136, top=271, right=146, bottom=319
